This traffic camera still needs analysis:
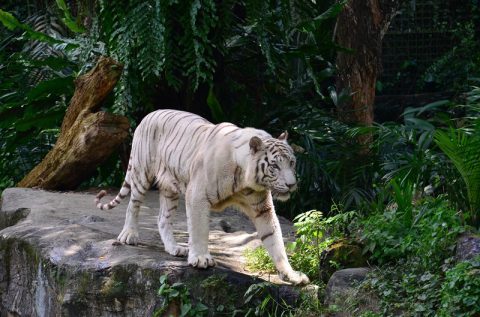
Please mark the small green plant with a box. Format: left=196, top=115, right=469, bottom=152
left=244, top=206, right=356, bottom=284
left=242, top=282, right=295, bottom=317
left=154, top=274, right=208, bottom=317
left=244, top=246, right=276, bottom=274
left=439, top=255, right=480, bottom=317
left=288, top=210, right=332, bottom=281
left=290, top=207, right=356, bottom=282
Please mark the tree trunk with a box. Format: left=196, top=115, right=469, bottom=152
left=335, top=0, right=402, bottom=126
left=18, top=56, right=129, bottom=190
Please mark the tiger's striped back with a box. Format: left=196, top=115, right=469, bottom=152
left=95, top=109, right=251, bottom=209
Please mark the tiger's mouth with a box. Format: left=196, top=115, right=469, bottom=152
left=272, top=190, right=291, bottom=202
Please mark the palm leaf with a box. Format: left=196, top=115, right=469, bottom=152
left=434, top=128, right=480, bottom=226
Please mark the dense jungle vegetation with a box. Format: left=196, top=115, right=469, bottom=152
left=1, top=0, right=480, bottom=316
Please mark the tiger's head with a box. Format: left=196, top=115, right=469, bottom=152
left=249, top=132, right=297, bottom=201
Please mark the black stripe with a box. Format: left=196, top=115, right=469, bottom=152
left=177, top=120, right=205, bottom=164
left=131, top=180, right=146, bottom=196
left=216, top=179, right=221, bottom=200
left=261, top=232, right=274, bottom=241
left=256, top=205, right=271, bottom=217
left=160, top=111, right=178, bottom=133
left=224, top=127, right=240, bottom=136
left=167, top=124, right=189, bottom=164
left=204, top=124, right=224, bottom=140
left=205, top=190, right=213, bottom=205
left=163, top=123, right=184, bottom=163
left=253, top=196, right=267, bottom=206
left=232, top=166, right=241, bottom=193
left=243, top=188, right=254, bottom=195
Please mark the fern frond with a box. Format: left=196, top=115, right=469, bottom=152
left=435, top=128, right=480, bottom=225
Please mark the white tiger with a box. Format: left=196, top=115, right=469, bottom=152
left=95, top=109, right=309, bottom=285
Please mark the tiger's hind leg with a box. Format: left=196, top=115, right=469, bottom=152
left=158, top=191, right=189, bottom=257
left=118, top=187, right=145, bottom=245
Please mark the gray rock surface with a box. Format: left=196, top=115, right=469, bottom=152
left=456, top=233, right=480, bottom=262
left=324, top=267, right=379, bottom=317
left=0, top=188, right=299, bottom=316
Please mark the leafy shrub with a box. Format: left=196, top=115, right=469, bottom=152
left=439, top=256, right=480, bottom=317
left=154, top=274, right=208, bottom=317
left=361, top=259, right=445, bottom=317
left=244, top=206, right=356, bottom=284
left=361, top=195, right=464, bottom=266
left=360, top=252, right=480, bottom=317
left=422, top=22, right=480, bottom=92
left=288, top=208, right=356, bottom=281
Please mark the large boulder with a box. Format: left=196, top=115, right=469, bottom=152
left=0, top=188, right=301, bottom=316
left=455, top=233, right=480, bottom=262
left=324, top=267, right=379, bottom=317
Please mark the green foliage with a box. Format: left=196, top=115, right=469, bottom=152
left=361, top=259, right=445, bottom=316
left=283, top=108, right=374, bottom=215
left=422, top=21, right=480, bottom=92
left=0, top=8, right=67, bottom=45
left=244, top=205, right=355, bottom=284
left=357, top=195, right=471, bottom=316
left=435, top=126, right=480, bottom=227
left=359, top=252, right=480, bottom=317
left=242, top=282, right=296, bottom=317
left=289, top=208, right=356, bottom=281
left=55, top=0, right=86, bottom=33
left=97, top=0, right=220, bottom=114
left=154, top=274, right=209, bottom=317
left=361, top=195, right=464, bottom=266
left=244, top=246, right=276, bottom=275
left=0, top=5, right=84, bottom=191
left=439, top=255, right=480, bottom=317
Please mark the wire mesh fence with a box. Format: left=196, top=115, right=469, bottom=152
left=379, top=0, right=476, bottom=95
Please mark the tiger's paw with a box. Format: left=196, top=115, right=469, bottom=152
left=188, top=253, right=216, bottom=268
left=166, top=245, right=189, bottom=257
left=279, top=270, right=310, bottom=285
left=117, top=227, right=139, bottom=245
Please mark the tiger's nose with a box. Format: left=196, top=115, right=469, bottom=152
left=286, top=182, right=297, bottom=190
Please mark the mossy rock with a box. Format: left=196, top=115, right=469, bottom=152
left=320, top=239, right=367, bottom=283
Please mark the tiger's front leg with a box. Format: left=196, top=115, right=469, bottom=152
left=248, top=193, right=309, bottom=285
left=184, top=184, right=216, bottom=268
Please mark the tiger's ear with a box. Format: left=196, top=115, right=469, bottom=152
left=249, top=136, right=264, bottom=153
left=278, top=131, right=288, bottom=141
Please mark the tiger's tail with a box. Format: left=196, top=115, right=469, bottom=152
left=95, top=180, right=131, bottom=210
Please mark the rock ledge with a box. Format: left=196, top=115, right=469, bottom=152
left=0, top=188, right=299, bottom=316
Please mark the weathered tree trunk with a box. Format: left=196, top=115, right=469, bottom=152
left=18, top=56, right=129, bottom=190
left=335, top=0, right=402, bottom=126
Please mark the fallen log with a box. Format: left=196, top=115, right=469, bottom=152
left=18, top=56, right=129, bottom=190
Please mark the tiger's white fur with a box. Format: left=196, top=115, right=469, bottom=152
left=95, top=109, right=309, bottom=285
